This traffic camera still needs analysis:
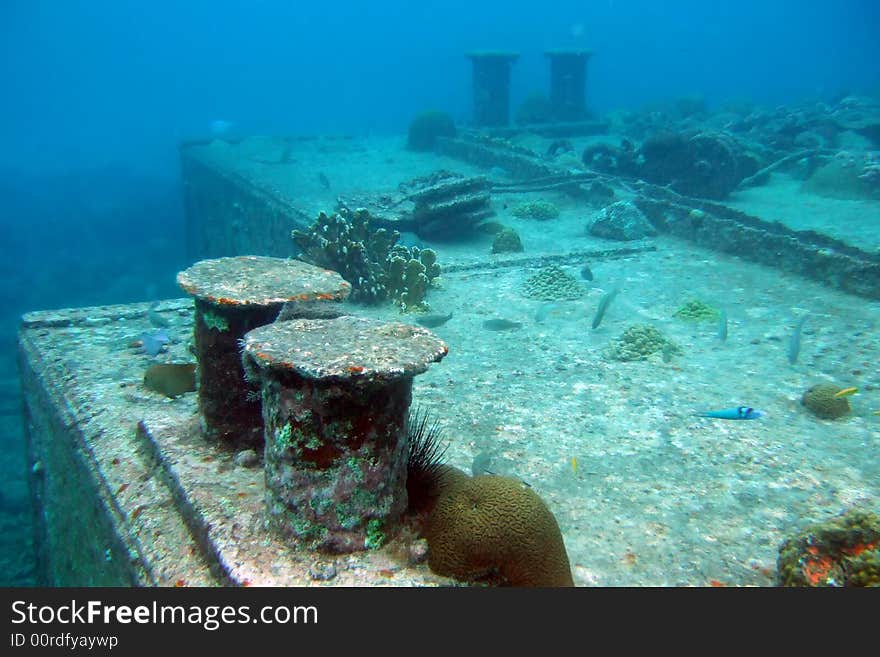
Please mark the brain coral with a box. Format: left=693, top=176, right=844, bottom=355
left=801, top=383, right=851, bottom=419
left=522, top=265, right=585, bottom=301
left=425, top=474, right=574, bottom=587
left=491, top=226, right=524, bottom=254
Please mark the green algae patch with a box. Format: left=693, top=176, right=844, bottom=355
left=673, top=299, right=720, bottom=322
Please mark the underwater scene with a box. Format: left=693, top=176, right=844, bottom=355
left=3, top=1, right=880, bottom=587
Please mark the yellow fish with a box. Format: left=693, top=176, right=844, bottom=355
left=571, top=457, right=578, bottom=474
left=834, top=387, right=859, bottom=398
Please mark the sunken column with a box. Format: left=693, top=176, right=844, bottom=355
left=177, top=256, right=351, bottom=448
left=241, top=316, right=448, bottom=553
left=544, top=49, right=593, bottom=121
left=466, top=52, right=519, bottom=127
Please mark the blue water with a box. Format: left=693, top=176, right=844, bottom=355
left=1, top=0, right=878, bottom=586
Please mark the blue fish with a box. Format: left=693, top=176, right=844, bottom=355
left=717, top=308, right=728, bottom=342
left=695, top=406, right=764, bottom=420
left=141, top=330, right=170, bottom=357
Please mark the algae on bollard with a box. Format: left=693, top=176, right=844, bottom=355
left=177, top=256, right=351, bottom=448
left=241, top=316, right=448, bottom=553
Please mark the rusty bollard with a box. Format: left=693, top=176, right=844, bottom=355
left=177, top=256, right=350, bottom=448
left=241, top=316, right=448, bottom=553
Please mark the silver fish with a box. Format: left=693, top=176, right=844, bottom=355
left=534, top=302, right=561, bottom=324
left=416, top=312, right=453, bottom=328
left=717, top=308, right=728, bottom=342
left=787, top=314, right=809, bottom=364
left=591, top=286, right=620, bottom=329
left=147, top=301, right=171, bottom=328
left=483, top=318, right=523, bottom=331
left=471, top=451, right=493, bottom=476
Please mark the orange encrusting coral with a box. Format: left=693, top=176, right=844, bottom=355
left=841, top=541, right=878, bottom=557
left=802, top=553, right=835, bottom=585
left=799, top=541, right=878, bottom=582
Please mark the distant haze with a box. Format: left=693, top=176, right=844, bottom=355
left=1, top=0, right=878, bottom=178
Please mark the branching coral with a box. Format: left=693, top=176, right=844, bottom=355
left=292, top=208, right=440, bottom=310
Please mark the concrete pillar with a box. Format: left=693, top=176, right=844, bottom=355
left=545, top=49, right=593, bottom=121
left=466, top=51, right=519, bottom=126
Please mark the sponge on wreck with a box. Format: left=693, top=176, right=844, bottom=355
left=425, top=473, right=573, bottom=586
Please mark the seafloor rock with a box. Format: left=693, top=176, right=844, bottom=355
left=801, top=152, right=880, bottom=201
left=587, top=201, right=657, bottom=241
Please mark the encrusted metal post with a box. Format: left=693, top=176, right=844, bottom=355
left=241, top=316, right=448, bottom=553
left=466, top=51, right=519, bottom=127
left=177, top=256, right=350, bottom=448
left=545, top=49, right=593, bottom=121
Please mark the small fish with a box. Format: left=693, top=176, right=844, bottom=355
left=873, top=411, right=880, bottom=416
left=483, top=318, right=523, bottom=331
left=591, top=286, right=620, bottom=329
left=209, top=119, right=234, bottom=135
left=571, top=457, right=578, bottom=474
left=140, top=330, right=170, bottom=357
left=787, top=314, right=809, bottom=364
left=416, top=312, right=453, bottom=328
left=580, top=265, right=594, bottom=281
left=534, top=302, right=562, bottom=324
left=717, top=308, right=728, bottom=342
left=471, top=451, right=493, bottom=476
left=147, top=301, right=171, bottom=328
left=279, top=144, right=295, bottom=164
left=318, top=172, right=330, bottom=189
left=143, top=363, right=197, bottom=398
left=833, top=387, right=858, bottom=398
left=695, top=406, right=764, bottom=420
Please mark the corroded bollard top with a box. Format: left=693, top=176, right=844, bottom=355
left=177, top=256, right=351, bottom=306
left=175, top=256, right=351, bottom=447
left=242, top=316, right=449, bottom=382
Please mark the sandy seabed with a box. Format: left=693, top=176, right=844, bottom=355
left=331, top=142, right=880, bottom=585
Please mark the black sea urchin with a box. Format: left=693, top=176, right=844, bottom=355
left=405, top=408, right=448, bottom=513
